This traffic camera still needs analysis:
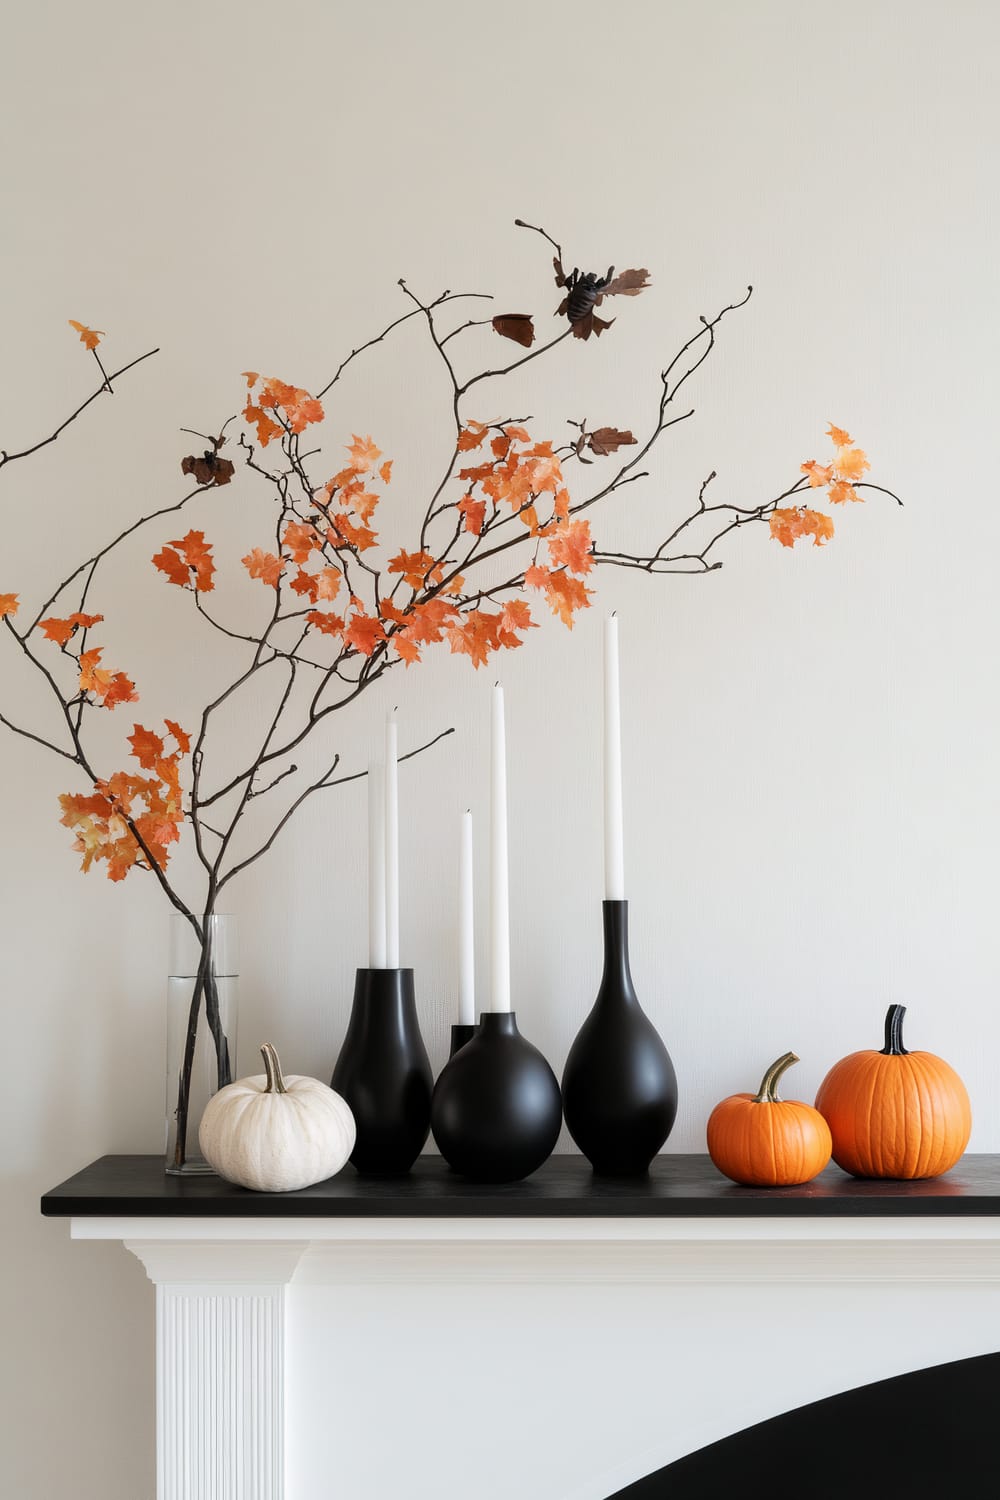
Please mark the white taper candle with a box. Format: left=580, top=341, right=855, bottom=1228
left=604, top=614, right=626, bottom=900
left=458, top=810, right=475, bottom=1025
left=368, top=757, right=387, bottom=968
left=490, top=683, right=511, bottom=1011
left=385, top=711, right=400, bottom=967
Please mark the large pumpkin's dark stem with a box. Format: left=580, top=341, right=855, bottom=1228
left=753, top=1051, right=800, bottom=1103
left=881, top=1004, right=909, bottom=1055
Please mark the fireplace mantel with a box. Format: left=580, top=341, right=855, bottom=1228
left=42, top=1155, right=1000, bottom=1500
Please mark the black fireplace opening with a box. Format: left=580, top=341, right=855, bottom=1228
left=607, top=1352, right=1000, bottom=1498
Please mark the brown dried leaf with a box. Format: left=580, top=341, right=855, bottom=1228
left=572, top=312, right=616, bottom=340
left=553, top=255, right=567, bottom=287
left=492, top=314, right=535, bottom=348
left=603, top=268, right=651, bottom=298
left=587, top=427, right=637, bottom=457
left=182, top=451, right=235, bottom=487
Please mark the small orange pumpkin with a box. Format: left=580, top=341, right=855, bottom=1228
left=707, top=1052, right=832, bottom=1187
left=815, top=1005, right=971, bottom=1180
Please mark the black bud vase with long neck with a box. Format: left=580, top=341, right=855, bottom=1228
left=562, top=900, right=677, bottom=1175
left=332, top=967, right=433, bottom=1175
left=432, top=1011, right=562, bottom=1182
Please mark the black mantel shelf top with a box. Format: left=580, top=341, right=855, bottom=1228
left=40, top=1153, right=1000, bottom=1220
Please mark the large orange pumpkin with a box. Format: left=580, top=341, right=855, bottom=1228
left=707, top=1052, right=832, bottom=1187
left=815, top=1004, right=971, bottom=1180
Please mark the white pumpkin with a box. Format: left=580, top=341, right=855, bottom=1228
left=199, top=1043, right=356, bottom=1192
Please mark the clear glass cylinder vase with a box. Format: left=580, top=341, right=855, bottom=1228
left=165, top=913, right=239, bottom=1175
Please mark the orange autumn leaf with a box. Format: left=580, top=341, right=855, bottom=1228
left=307, top=610, right=346, bottom=637
left=78, top=647, right=139, bottom=708
left=404, top=598, right=459, bottom=644
left=0, top=594, right=20, bottom=619
left=59, top=725, right=188, bottom=881
left=828, top=479, right=863, bottom=505
left=314, top=567, right=342, bottom=601
left=499, top=598, right=536, bottom=644
left=827, top=423, right=853, bottom=448
left=393, top=633, right=422, bottom=666
left=541, top=570, right=592, bottom=627
left=242, top=549, right=285, bottom=587
left=833, top=446, right=870, bottom=482
left=254, top=378, right=323, bottom=434
left=39, top=612, right=104, bottom=646
left=388, top=549, right=436, bottom=590
left=800, top=460, right=833, bottom=487
left=505, top=425, right=531, bottom=443
left=343, top=612, right=386, bottom=657
left=290, top=570, right=320, bottom=601
left=163, top=719, right=191, bottom=754
left=326, top=514, right=367, bottom=552
left=457, top=422, right=489, bottom=452
left=379, top=459, right=393, bottom=484
left=68, top=319, right=104, bottom=351
left=458, top=493, right=486, bottom=535
left=243, top=401, right=284, bottom=447
left=242, top=371, right=260, bottom=389
left=283, top=521, right=320, bottom=564
left=151, top=547, right=189, bottom=587
left=547, top=518, right=593, bottom=575
left=379, top=600, right=409, bottom=627
left=285, top=393, right=324, bottom=434
left=524, top=563, right=551, bottom=591
left=770, top=507, right=836, bottom=548
left=446, top=610, right=502, bottom=669
left=347, top=434, right=382, bottom=473
left=339, top=480, right=380, bottom=522
left=328, top=513, right=378, bottom=553
left=127, top=724, right=165, bottom=770
left=153, top=529, right=215, bottom=592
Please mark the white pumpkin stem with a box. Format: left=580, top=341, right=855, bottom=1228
left=260, top=1043, right=288, bottom=1094
left=753, top=1051, right=800, bottom=1103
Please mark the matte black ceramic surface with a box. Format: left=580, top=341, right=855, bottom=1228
left=431, top=1011, right=562, bottom=1182
left=448, top=1023, right=478, bottom=1058
left=332, top=968, right=433, bottom=1175
left=563, top=901, right=677, bottom=1176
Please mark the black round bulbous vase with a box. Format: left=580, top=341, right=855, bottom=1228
left=562, top=900, right=678, bottom=1176
left=331, top=967, right=433, bottom=1175
left=449, top=1023, right=478, bottom=1058
left=431, top=1011, right=562, bottom=1182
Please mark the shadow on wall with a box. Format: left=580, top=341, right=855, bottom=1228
left=607, top=1352, right=1000, bottom=1498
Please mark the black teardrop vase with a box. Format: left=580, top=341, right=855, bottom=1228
left=331, top=968, right=433, bottom=1175
left=431, top=1011, right=562, bottom=1182
left=562, top=901, right=677, bottom=1175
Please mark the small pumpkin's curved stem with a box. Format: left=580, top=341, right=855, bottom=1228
left=881, top=1004, right=909, bottom=1056
left=260, top=1042, right=288, bottom=1094
left=753, top=1051, right=800, bottom=1103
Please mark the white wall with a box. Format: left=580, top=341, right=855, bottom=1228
left=2, top=1, right=998, bottom=1493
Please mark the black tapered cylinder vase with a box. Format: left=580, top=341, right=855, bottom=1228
left=562, top=901, right=677, bottom=1175
left=332, top=968, right=433, bottom=1175
left=431, top=1011, right=562, bottom=1182
left=449, top=1023, right=478, bottom=1058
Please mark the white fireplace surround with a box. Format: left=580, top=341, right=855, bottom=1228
left=70, top=1212, right=1000, bottom=1500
